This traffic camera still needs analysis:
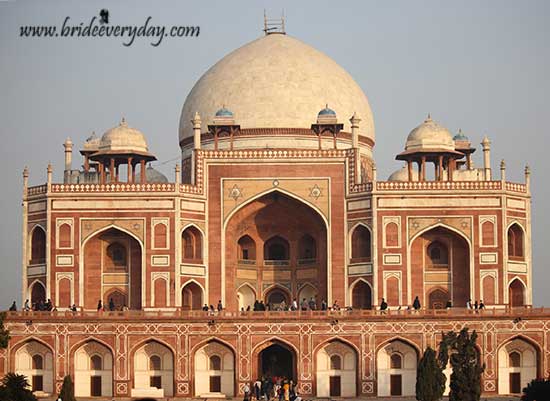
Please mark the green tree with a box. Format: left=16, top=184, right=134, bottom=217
left=0, top=373, right=37, bottom=401
left=416, top=346, right=446, bottom=401
left=439, top=327, right=485, bottom=401
left=58, top=375, right=77, bottom=401
left=0, top=312, right=10, bottom=349
left=521, top=378, right=550, bottom=401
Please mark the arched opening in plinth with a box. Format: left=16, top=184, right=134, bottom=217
left=498, top=337, right=539, bottom=395
left=258, top=342, right=297, bottom=381
left=14, top=340, right=54, bottom=395
left=225, top=190, right=328, bottom=311
left=194, top=340, right=235, bottom=397
left=376, top=339, right=419, bottom=397
left=316, top=340, right=357, bottom=397
left=428, top=288, right=449, bottom=309
left=74, top=340, right=113, bottom=397
left=132, top=340, right=174, bottom=397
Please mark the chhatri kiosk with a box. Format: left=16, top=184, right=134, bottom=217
left=3, top=23, right=546, bottom=399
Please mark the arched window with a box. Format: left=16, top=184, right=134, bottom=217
left=427, top=241, right=448, bottom=266
left=91, top=355, right=102, bottom=370
left=351, top=225, right=371, bottom=262
left=182, top=226, right=203, bottom=263
left=238, top=235, right=256, bottom=262
left=32, top=354, right=43, bottom=370
left=390, top=353, right=402, bottom=369
left=150, top=355, right=162, bottom=370
left=385, top=222, right=399, bottom=247
left=330, top=354, right=342, bottom=370
left=153, top=223, right=167, bottom=249
left=264, top=236, right=289, bottom=261
left=508, top=224, right=524, bottom=260
left=298, top=234, right=316, bottom=260
left=209, top=355, right=221, bottom=371
left=30, top=227, right=46, bottom=264
left=59, top=223, right=72, bottom=248
left=106, top=242, right=126, bottom=267
left=481, top=220, right=495, bottom=246
left=509, top=351, right=521, bottom=368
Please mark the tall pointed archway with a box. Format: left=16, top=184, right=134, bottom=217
left=224, top=191, right=328, bottom=311
left=83, top=228, right=142, bottom=310
left=410, top=226, right=470, bottom=308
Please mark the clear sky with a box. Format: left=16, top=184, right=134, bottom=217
left=0, top=0, right=548, bottom=307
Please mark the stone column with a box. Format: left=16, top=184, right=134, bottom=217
left=63, top=137, right=73, bottom=184
left=481, top=136, right=492, bottom=181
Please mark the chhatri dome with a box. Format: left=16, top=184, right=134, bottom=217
left=404, top=115, right=455, bottom=153
left=96, top=118, right=154, bottom=158
left=179, top=32, right=374, bottom=144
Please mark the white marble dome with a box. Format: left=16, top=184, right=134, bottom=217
left=179, top=33, right=374, bottom=144
left=405, top=116, right=455, bottom=152
left=99, top=118, right=150, bottom=154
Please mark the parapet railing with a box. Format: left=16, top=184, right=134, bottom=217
left=26, top=179, right=528, bottom=197
left=4, top=306, right=545, bottom=321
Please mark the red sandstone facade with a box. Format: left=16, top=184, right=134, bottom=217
left=3, top=29, right=547, bottom=399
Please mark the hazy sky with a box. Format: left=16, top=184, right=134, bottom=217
left=1, top=1, right=548, bottom=307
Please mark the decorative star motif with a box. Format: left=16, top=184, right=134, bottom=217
left=461, top=220, right=469, bottom=229
left=229, top=184, right=243, bottom=201
left=272, top=179, right=279, bottom=187
left=308, top=184, right=322, bottom=200
left=412, top=221, right=420, bottom=229
left=133, top=223, right=141, bottom=230
left=84, top=222, right=92, bottom=230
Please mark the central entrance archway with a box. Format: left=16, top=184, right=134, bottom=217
left=258, top=342, right=296, bottom=380
left=225, top=190, right=328, bottom=311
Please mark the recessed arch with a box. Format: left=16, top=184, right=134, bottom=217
left=264, top=235, right=290, bottom=261
left=263, top=284, right=291, bottom=307
left=315, top=339, right=358, bottom=397
left=508, top=277, right=527, bottom=307
left=350, top=278, right=372, bottom=309
left=236, top=282, right=257, bottom=311
left=497, top=336, right=539, bottom=395
left=223, top=188, right=329, bottom=229
left=253, top=337, right=298, bottom=381
left=409, top=222, right=472, bottom=308
left=14, top=339, right=54, bottom=394
left=349, top=222, right=372, bottom=262
left=376, top=338, right=420, bottom=396
left=182, top=225, right=204, bottom=263
left=73, top=339, right=113, bottom=397
left=132, top=339, right=175, bottom=396
left=29, top=224, right=46, bottom=265
left=181, top=279, right=205, bottom=310
left=507, top=222, right=525, bottom=260
left=223, top=188, right=330, bottom=309
left=29, top=280, right=46, bottom=306
left=193, top=339, right=236, bottom=397
left=80, top=224, right=145, bottom=309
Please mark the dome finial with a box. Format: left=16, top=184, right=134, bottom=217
left=120, top=117, right=127, bottom=127
left=425, top=113, right=432, bottom=122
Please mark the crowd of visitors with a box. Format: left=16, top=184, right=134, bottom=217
left=243, top=376, right=299, bottom=401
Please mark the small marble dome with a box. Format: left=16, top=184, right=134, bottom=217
left=318, top=105, right=336, bottom=116
left=388, top=165, right=418, bottom=181
left=405, top=115, right=455, bottom=152
left=453, top=129, right=469, bottom=141
left=215, top=107, right=234, bottom=117
left=136, top=165, right=169, bottom=183
left=97, top=118, right=153, bottom=156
